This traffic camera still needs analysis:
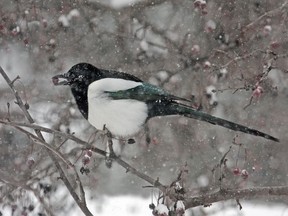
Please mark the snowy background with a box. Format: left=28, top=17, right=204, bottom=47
left=1, top=0, right=288, bottom=215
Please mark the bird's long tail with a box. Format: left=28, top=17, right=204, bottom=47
left=166, top=102, right=279, bottom=142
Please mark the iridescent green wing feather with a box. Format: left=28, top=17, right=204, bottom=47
left=105, top=82, right=190, bottom=102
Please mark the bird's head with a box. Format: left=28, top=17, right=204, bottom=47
left=52, top=63, right=98, bottom=87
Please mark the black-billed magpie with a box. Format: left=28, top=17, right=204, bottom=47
left=52, top=63, right=279, bottom=142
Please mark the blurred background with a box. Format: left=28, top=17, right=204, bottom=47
left=0, top=0, right=288, bottom=215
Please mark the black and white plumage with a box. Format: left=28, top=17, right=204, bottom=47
left=52, top=63, right=279, bottom=142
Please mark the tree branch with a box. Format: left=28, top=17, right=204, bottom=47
left=243, top=1, right=288, bottom=32
left=0, top=119, right=167, bottom=194
left=185, top=186, right=288, bottom=209
left=0, top=66, right=94, bottom=216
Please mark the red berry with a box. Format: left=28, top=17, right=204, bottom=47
left=152, top=137, right=159, bottom=145
left=191, top=44, right=200, bottom=54
left=82, top=155, right=90, bottom=165
left=200, top=0, right=207, bottom=9
left=241, top=169, right=249, bottom=179
left=42, top=19, right=48, bottom=28
left=205, top=20, right=216, bottom=33
left=86, top=149, right=92, bottom=157
left=263, top=25, right=272, bottom=36
left=27, top=157, right=35, bottom=169
left=194, top=0, right=206, bottom=9
left=203, top=61, right=211, bottom=69
left=270, top=41, right=280, bottom=49
left=252, top=86, right=263, bottom=98
left=233, top=167, right=241, bottom=175
left=23, top=38, right=29, bottom=45
left=194, top=0, right=201, bottom=8
left=201, top=8, right=208, bottom=15
left=176, top=201, right=185, bottom=215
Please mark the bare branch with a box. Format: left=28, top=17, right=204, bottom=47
left=10, top=124, right=73, bottom=167
left=107, top=151, right=167, bottom=194
left=0, top=119, right=168, bottom=197
left=73, top=166, right=87, bottom=205
left=0, top=67, right=94, bottom=216
left=0, top=120, right=91, bottom=146
left=243, top=1, right=288, bottom=32
left=185, top=186, right=288, bottom=209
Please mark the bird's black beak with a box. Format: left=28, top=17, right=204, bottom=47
left=52, top=74, right=69, bottom=85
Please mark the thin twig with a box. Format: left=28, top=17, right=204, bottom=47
left=0, top=119, right=167, bottom=194
left=0, top=67, right=93, bottom=216
left=73, top=166, right=87, bottom=205
left=243, top=1, right=288, bottom=32
left=96, top=148, right=167, bottom=194
left=0, top=120, right=90, bottom=145
left=10, top=124, right=74, bottom=167
left=222, top=49, right=263, bottom=68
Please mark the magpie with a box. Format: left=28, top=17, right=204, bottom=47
left=52, top=63, right=279, bottom=142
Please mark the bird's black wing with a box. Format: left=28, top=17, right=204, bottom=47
left=105, top=82, right=191, bottom=102
left=106, top=82, right=279, bottom=142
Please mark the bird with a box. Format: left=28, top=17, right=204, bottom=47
left=52, top=63, right=279, bottom=142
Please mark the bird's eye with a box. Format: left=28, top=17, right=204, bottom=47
left=75, top=75, right=84, bottom=82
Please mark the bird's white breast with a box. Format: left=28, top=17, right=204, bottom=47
left=87, top=78, right=148, bottom=137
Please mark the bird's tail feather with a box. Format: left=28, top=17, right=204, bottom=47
left=168, top=102, right=279, bottom=142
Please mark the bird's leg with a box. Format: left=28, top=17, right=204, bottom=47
left=145, top=124, right=151, bottom=146
left=103, top=125, right=116, bottom=168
